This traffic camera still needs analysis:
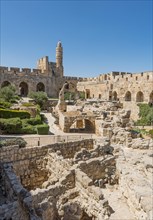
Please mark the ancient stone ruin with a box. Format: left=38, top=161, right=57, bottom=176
left=0, top=99, right=153, bottom=220
left=0, top=42, right=153, bottom=219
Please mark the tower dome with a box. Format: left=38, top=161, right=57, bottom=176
left=57, top=41, right=62, bottom=47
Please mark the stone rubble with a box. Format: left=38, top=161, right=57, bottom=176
left=0, top=101, right=153, bottom=220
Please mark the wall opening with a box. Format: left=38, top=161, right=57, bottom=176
left=19, top=82, right=28, bottom=96
left=149, top=91, right=153, bottom=103
left=112, top=91, right=118, bottom=101
left=70, top=119, right=95, bottom=133
left=36, top=82, right=45, bottom=92
left=1, top=81, right=11, bottom=88
left=86, top=89, right=90, bottom=99
left=125, top=91, right=131, bottom=101
left=136, top=91, right=144, bottom=102
left=104, top=75, right=107, bottom=80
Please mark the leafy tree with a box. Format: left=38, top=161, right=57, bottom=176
left=0, top=85, right=19, bottom=102
left=28, top=91, right=48, bottom=109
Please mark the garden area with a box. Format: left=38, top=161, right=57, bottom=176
left=0, top=85, right=49, bottom=135
left=133, top=103, right=153, bottom=139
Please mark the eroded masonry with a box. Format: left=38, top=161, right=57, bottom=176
left=0, top=100, right=153, bottom=220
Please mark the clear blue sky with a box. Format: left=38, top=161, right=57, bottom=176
left=0, top=0, right=152, bottom=77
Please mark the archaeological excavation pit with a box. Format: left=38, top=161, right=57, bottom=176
left=13, top=157, right=51, bottom=191
left=77, top=156, right=118, bottom=188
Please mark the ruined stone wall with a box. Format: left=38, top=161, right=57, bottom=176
left=0, top=163, right=39, bottom=220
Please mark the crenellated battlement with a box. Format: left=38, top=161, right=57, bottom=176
left=82, top=71, right=153, bottom=82
left=0, top=66, right=42, bottom=75
left=63, top=76, right=83, bottom=81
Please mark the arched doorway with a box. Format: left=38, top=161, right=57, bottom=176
left=36, top=82, right=45, bottom=92
left=112, top=91, right=117, bottom=101
left=125, top=91, right=131, bottom=101
left=136, top=91, right=144, bottom=102
left=149, top=91, right=153, bottom=103
left=1, top=81, right=11, bottom=88
left=69, top=119, right=95, bottom=133
left=19, top=82, right=28, bottom=96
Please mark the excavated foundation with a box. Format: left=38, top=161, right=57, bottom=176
left=0, top=136, right=152, bottom=220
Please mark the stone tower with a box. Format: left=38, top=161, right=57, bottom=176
left=56, top=41, right=63, bottom=76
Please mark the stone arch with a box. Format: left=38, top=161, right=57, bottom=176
left=36, top=82, right=45, bottom=92
left=125, top=91, right=131, bottom=101
left=19, top=82, right=28, bottom=96
left=1, top=81, right=11, bottom=88
left=149, top=91, right=153, bottom=103
left=69, top=118, right=95, bottom=133
left=64, top=81, right=69, bottom=90
left=136, top=91, right=144, bottom=102
left=112, top=91, right=117, bottom=101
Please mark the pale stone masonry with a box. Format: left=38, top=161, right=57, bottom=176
left=77, top=71, right=153, bottom=120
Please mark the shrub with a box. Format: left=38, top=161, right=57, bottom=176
left=0, top=138, right=27, bottom=148
left=36, top=124, right=49, bottom=135
left=21, top=125, right=37, bottom=134
left=0, top=108, right=30, bottom=119
left=79, top=91, right=85, bottom=99
left=23, top=115, right=42, bottom=125
left=41, top=114, right=47, bottom=123
left=64, top=92, right=75, bottom=100
left=149, top=130, right=153, bottom=138
left=0, top=101, right=11, bottom=109
left=21, top=102, right=35, bottom=107
left=136, top=104, right=153, bottom=126
left=0, top=118, right=22, bottom=134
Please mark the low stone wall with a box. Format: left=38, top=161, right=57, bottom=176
left=78, top=156, right=117, bottom=187
left=0, top=163, right=39, bottom=220
left=0, top=139, right=93, bottom=163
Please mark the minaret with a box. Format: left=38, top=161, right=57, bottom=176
left=56, top=41, right=63, bottom=68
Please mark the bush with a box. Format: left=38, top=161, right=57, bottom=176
left=0, top=108, right=30, bottom=119
left=0, top=138, right=27, bottom=148
left=64, top=92, right=75, bottom=100
left=0, top=101, right=11, bottom=109
left=149, top=130, right=153, bottom=138
left=21, top=102, right=35, bottom=107
left=0, top=118, right=22, bottom=134
left=36, top=124, right=49, bottom=135
left=21, top=125, right=37, bottom=134
left=23, top=115, right=42, bottom=125
left=79, top=91, right=85, bottom=99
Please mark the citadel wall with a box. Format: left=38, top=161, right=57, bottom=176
left=77, top=71, right=153, bottom=120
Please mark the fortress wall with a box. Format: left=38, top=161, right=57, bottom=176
left=0, top=67, right=80, bottom=98
left=77, top=71, right=153, bottom=102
